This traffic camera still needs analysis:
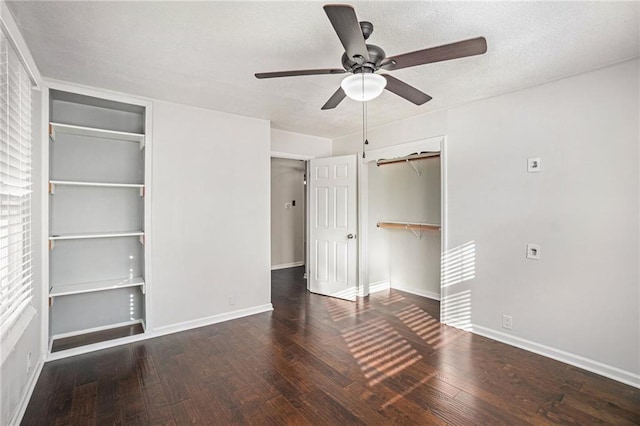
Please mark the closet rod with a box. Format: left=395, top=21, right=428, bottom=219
left=377, top=152, right=440, bottom=166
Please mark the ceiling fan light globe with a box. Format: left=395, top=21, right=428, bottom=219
left=341, top=74, right=386, bottom=102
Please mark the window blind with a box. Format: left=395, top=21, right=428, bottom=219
left=0, top=29, right=33, bottom=340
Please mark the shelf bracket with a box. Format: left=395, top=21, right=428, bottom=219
left=48, top=123, right=55, bottom=142
left=407, top=226, right=423, bottom=239
left=139, top=235, right=145, bottom=245
left=49, top=182, right=55, bottom=195
left=139, top=187, right=145, bottom=197
left=139, top=137, right=145, bottom=151
left=49, top=296, right=54, bottom=307
left=48, top=240, right=55, bottom=250
left=406, top=159, right=421, bottom=176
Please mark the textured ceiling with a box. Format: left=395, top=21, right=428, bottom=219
left=7, top=1, right=640, bottom=139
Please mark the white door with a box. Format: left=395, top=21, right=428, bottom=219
left=308, top=154, right=358, bottom=301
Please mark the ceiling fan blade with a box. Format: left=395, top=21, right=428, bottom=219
left=386, top=37, right=487, bottom=70
left=255, top=69, right=346, bottom=79
left=321, top=87, right=346, bottom=110
left=323, top=5, right=370, bottom=63
left=382, top=75, right=432, bottom=105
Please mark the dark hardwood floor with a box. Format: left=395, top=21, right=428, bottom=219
left=23, top=266, right=640, bottom=424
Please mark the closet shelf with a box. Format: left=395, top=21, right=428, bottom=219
left=377, top=221, right=440, bottom=239
left=376, top=152, right=440, bottom=166
left=377, top=221, right=441, bottom=231
left=49, top=180, right=145, bottom=195
left=49, top=122, right=145, bottom=146
left=50, top=276, right=145, bottom=297
left=49, top=231, right=144, bottom=241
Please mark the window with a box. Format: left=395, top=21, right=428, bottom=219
left=0, top=28, right=33, bottom=340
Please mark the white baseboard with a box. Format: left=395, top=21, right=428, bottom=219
left=47, top=304, right=273, bottom=361
left=357, top=281, right=389, bottom=297
left=370, top=281, right=391, bottom=294
left=9, top=354, right=44, bottom=426
left=391, top=282, right=441, bottom=301
left=271, top=262, right=304, bottom=270
left=472, top=324, right=640, bottom=389
left=152, top=303, right=274, bottom=338
left=47, top=331, right=150, bottom=361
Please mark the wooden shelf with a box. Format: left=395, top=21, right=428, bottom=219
left=49, top=122, right=145, bottom=145
left=377, top=152, right=440, bottom=166
left=49, top=231, right=144, bottom=241
left=50, top=276, right=145, bottom=297
left=377, top=221, right=441, bottom=231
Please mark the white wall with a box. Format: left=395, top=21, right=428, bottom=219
left=0, top=2, right=44, bottom=423
left=445, top=59, right=639, bottom=383
left=271, top=128, right=331, bottom=159
left=151, top=101, right=272, bottom=330
left=333, top=59, right=640, bottom=386
left=332, top=109, right=448, bottom=156
left=270, top=157, right=305, bottom=268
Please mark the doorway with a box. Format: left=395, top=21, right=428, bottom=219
left=358, top=136, right=445, bottom=304
left=270, top=157, right=306, bottom=270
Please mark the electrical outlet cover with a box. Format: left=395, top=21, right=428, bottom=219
left=528, top=157, right=541, bottom=172
left=526, top=243, right=541, bottom=260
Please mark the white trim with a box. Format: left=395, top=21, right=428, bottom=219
left=47, top=329, right=149, bottom=361
left=271, top=151, right=313, bottom=161
left=357, top=280, right=389, bottom=297
left=369, top=281, right=391, bottom=294
left=0, top=1, right=42, bottom=88
left=363, top=136, right=444, bottom=163
left=357, top=154, right=369, bottom=297
left=47, top=303, right=274, bottom=361
left=271, top=261, right=304, bottom=270
left=472, top=325, right=640, bottom=389
left=439, top=137, right=448, bottom=320
left=9, top=353, right=44, bottom=426
left=44, top=78, right=153, bottom=109
left=391, top=282, right=440, bottom=301
left=152, top=304, right=273, bottom=337
left=39, top=84, right=50, bottom=369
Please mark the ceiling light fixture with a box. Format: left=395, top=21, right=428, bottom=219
left=341, top=73, right=386, bottom=102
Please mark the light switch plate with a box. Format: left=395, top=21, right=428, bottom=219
left=526, top=243, right=541, bottom=260
left=528, top=157, right=541, bottom=172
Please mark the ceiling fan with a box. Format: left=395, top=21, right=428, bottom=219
left=255, top=4, right=487, bottom=110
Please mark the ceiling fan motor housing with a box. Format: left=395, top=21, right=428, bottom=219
left=342, top=43, right=386, bottom=73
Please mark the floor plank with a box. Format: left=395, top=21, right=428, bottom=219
left=22, top=266, right=640, bottom=425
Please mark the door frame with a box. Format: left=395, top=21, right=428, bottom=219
left=269, top=152, right=311, bottom=275
left=356, top=135, right=448, bottom=319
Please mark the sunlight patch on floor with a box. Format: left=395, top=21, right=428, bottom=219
left=342, top=318, right=422, bottom=386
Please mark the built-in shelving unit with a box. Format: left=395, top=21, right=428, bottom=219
left=47, top=87, right=149, bottom=355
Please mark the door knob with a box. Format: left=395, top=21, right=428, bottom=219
left=347, top=233, right=356, bottom=239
